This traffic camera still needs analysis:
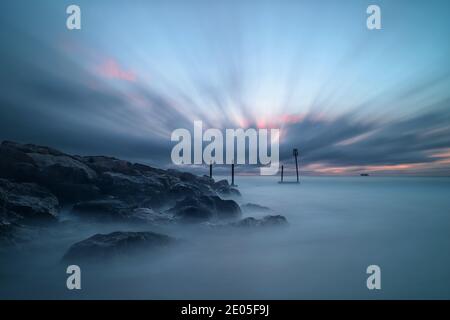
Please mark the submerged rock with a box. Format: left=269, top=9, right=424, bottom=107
left=230, top=215, right=288, bottom=228
left=240, top=203, right=273, bottom=213
left=63, top=231, right=175, bottom=261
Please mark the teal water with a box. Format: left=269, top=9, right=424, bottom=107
left=234, top=176, right=450, bottom=299
left=1, top=176, right=449, bottom=299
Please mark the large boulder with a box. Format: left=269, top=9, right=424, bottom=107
left=71, top=199, right=133, bottom=221
left=168, top=195, right=241, bottom=223
left=0, top=178, right=59, bottom=225
left=212, top=179, right=241, bottom=197
left=96, top=172, right=165, bottom=205
left=0, top=141, right=98, bottom=202
left=71, top=199, right=172, bottom=223
left=0, top=141, right=242, bottom=212
left=63, top=231, right=175, bottom=261
left=76, top=156, right=138, bottom=175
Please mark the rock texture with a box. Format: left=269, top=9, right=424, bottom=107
left=63, top=231, right=175, bottom=261
left=0, top=140, right=288, bottom=253
left=241, top=203, right=273, bottom=214
left=230, top=215, right=288, bottom=228
left=168, top=195, right=241, bottom=223
left=0, top=178, right=59, bottom=225
left=0, top=140, right=242, bottom=226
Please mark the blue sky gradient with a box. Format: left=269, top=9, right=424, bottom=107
left=1, top=0, right=450, bottom=175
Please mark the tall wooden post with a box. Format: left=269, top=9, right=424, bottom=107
left=281, top=165, right=284, bottom=183
left=293, top=148, right=299, bottom=183
left=231, top=163, right=235, bottom=186
left=209, top=162, right=212, bottom=179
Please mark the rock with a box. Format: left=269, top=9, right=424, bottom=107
left=76, top=156, right=138, bottom=175
left=0, top=221, right=19, bottom=247
left=97, top=171, right=165, bottom=205
left=29, top=153, right=97, bottom=183
left=0, top=141, right=242, bottom=215
left=71, top=199, right=134, bottom=222
left=212, top=179, right=241, bottom=197
left=168, top=195, right=241, bottom=223
left=63, top=231, right=175, bottom=261
left=0, top=143, right=39, bottom=181
left=0, top=178, right=59, bottom=225
left=241, top=203, right=273, bottom=213
left=71, top=199, right=172, bottom=224
left=0, top=141, right=98, bottom=202
left=131, top=208, right=173, bottom=224
left=230, top=215, right=288, bottom=228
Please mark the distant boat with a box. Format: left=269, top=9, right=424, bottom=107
left=360, top=173, right=369, bottom=176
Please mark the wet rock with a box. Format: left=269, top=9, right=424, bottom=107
left=0, top=141, right=243, bottom=216
left=230, top=215, right=288, bottom=228
left=0, top=178, right=59, bottom=225
left=0, top=221, right=19, bottom=247
left=0, top=141, right=98, bottom=202
left=71, top=199, right=172, bottom=224
left=241, top=203, right=273, bottom=213
left=168, top=195, right=241, bottom=223
left=77, top=155, right=138, bottom=176
left=131, top=208, right=174, bottom=224
left=71, top=199, right=134, bottom=221
left=212, top=179, right=241, bottom=197
left=63, top=231, right=175, bottom=261
left=97, top=172, right=164, bottom=204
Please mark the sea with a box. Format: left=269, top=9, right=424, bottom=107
left=1, top=176, right=449, bottom=299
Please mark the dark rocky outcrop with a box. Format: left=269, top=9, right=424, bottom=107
left=0, top=178, right=59, bottom=225
left=0, top=140, right=241, bottom=213
left=0, top=221, right=20, bottom=246
left=0, top=141, right=99, bottom=202
left=63, top=231, right=175, bottom=261
left=212, top=179, right=240, bottom=197
left=240, top=203, right=273, bottom=214
left=71, top=199, right=173, bottom=224
left=0, top=140, right=285, bottom=248
left=230, top=215, right=288, bottom=228
left=71, top=199, right=134, bottom=222
left=168, top=195, right=241, bottom=223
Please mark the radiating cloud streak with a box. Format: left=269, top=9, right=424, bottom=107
left=0, top=0, right=450, bottom=175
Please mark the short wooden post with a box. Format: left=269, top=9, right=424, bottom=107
left=209, top=162, right=212, bottom=179
left=281, top=165, right=284, bottom=183
left=231, top=163, right=235, bottom=186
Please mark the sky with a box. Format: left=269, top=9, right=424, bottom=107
left=1, top=0, right=450, bottom=175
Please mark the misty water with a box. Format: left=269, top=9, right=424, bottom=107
left=1, top=176, right=450, bottom=299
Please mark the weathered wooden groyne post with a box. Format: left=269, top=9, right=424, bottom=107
left=209, top=161, right=213, bottom=179
left=231, top=163, right=236, bottom=186
left=281, top=165, right=284, bottom=183
left=293, top=148, right=299, bottom=183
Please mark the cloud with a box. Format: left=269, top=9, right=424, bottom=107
left=98, top=59, right=136, bottom=82
left=278, top=102, right=450, bottom=175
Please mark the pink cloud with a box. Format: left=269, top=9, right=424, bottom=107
left=98, top=59, right=136, bottom=82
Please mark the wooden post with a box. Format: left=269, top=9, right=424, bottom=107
left=293, top=148, right=299, bottom=183
left=231, top=163, right=235, bottom=186
left=281, top=165, right=284, bottom=183
left=209, top=162, right=212, bottom=179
